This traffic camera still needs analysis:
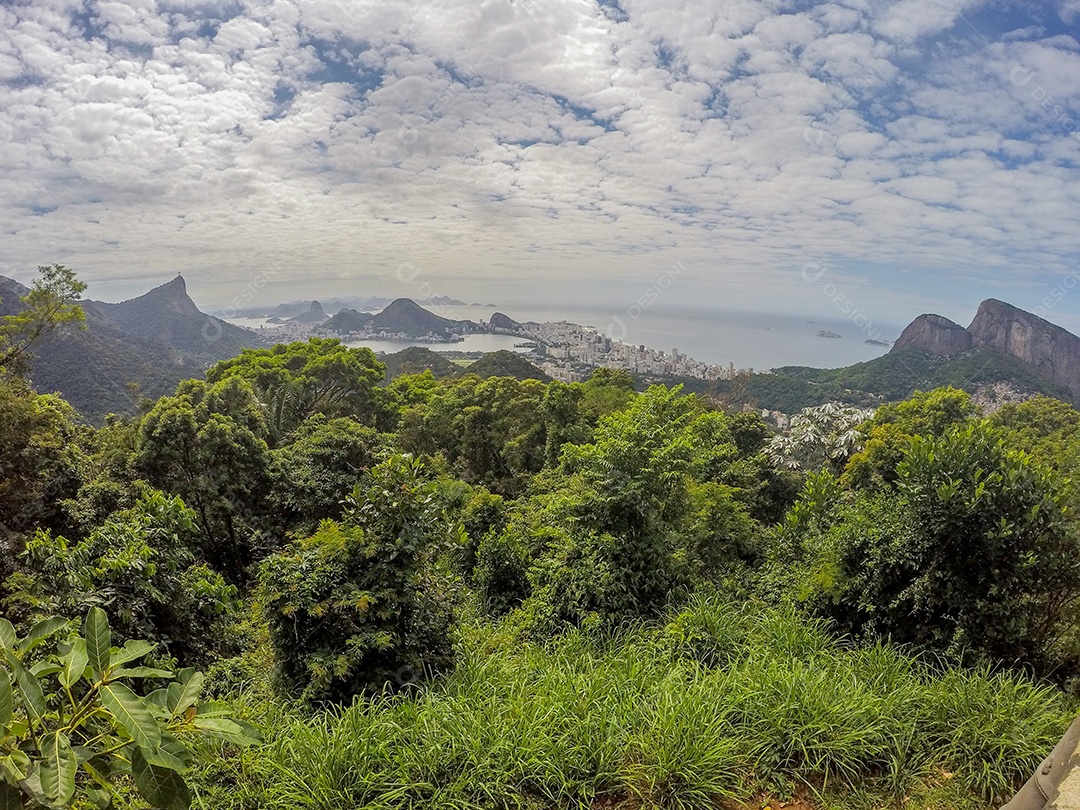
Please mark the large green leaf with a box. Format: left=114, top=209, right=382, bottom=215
left=142, top=732, right=192, bottom=773
left=28, top=663, right=61, bottom=679
left=59, top=639, right=89, bottom=690
left=0, top=751, right=29, bottom=783
left=0, top=672, right=11, bottom=732
left=85, top=785, right=112, bottom=810
left=99, top=683, right=161, bottom=752
left=84, top=608, right=111, bottom=678
left=2, top=652, right=44, bottom=728
left=111, top=667, right=174, bottom=680
left=165, top=672, right=203, bottom=718
left=129, top=746, right=189, bottom=810
left=0, top=620, right=15, bottom=652
left=16, top=618, right=69, bottom=655
left=39, top=732, right=76, bottom=806
left=188, top=716, right=262, bottom=747
left=0, top=782, right=21, bottom=810
left=109, top=640, right=155, bottom=668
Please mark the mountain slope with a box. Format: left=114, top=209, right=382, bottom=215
left=97, top=275, right=254, bottom=362
left=0, top=274, right=264, bottom=422
left=370, top=298, right=473, bottom=336
left=320, top=308, right=374, bottom=332
left=887, top=298, right=1080, bottom=401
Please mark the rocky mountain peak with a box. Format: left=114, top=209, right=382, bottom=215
left=891, top=299, right=1080, bottom=401
left=129, top=274, right=200, bottom=316
left=891, top=313, right=972, bottom=356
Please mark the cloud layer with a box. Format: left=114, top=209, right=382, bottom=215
left=0, top=0, right=1078, bottom=321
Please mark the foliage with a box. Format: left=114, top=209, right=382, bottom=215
left=267, top=415, right=383, bottom=535
left=0, top=265, right=86, bottom=379
left=464, top=350, right=550, bottom=382
left=134, top=377, right=271, bottom=580
left=396, top=376, right=548, bottom=496
left=517, top=387, right=757, bottom=634
left=206, top=338, right=389, bottom=438
left=6, top=489, right=238, bottom=667
left=842, top=386, right=976, bottom=489
left=188, top=597, right=1069, bottom=810
left=0, top=381, right=86, bottom=555
left=767, top=402, right=873, bottom=473
left=751, top=348, right=1078, bottom=413
left=259, top=455, right=460, bottom=703
left=0, top=607, right=260, bottom=809
left=453, top=487, right=508, bottom=583
left=988, top=395, right=1080, bottom=475
left=788, top=423, right=1080, bottom=674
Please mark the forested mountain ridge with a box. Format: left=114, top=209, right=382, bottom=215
left=891, top=298, right=1080, bottom=399
left=0, top=274, right=263, bottom=421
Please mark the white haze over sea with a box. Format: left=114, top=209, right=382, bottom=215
left=229, top=303, right=904, bottom=371
left=474, top=303, right=903, bottom=371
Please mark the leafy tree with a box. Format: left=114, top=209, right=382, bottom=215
left=842, top=387, right=976, bottom=489
left=789, top=423, right=1080, bottom=673
left=988, top=395, right=1080, bottom=475
left=0, top=264, right=86, bottom=379
left=727, top=411, right=771, bottom=456
left=0, top=608, right=259, bottom=809
left=134, top=377, right=271, bottom=581
left=397, top=376, right=548, bottom=496
left=454, top=487, right=508, bottom=583
left=521, top=386, right=750, bottom=632
left=473, top=526, right=532, bottom=616
left=267, top=415, right=383, bottom=535
left=60, top=415, right=141, bottom=540
left=259, top=455, right=460, bottom=703
left=207, top=338, right=389, bottom=438
left=540, top=381, right=587, bottom=466
left=767, top=403, right=873, bottom=473
left=0, top=382, right=86, bottom=588
left=6, top=489, right=237, bottom=667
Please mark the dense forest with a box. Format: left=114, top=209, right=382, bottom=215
left=2, top=268, right=1080, bottom=809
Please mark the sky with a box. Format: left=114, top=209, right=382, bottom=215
left=0, top=0, right=1078, bottom=333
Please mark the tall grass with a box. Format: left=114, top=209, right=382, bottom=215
left=190, top=595, right=1073, bottom=809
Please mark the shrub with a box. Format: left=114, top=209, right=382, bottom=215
left=259, top=455, right=460, bottom=703
left=5, top=489, right=237, bottom=667
left=0, top=607, right=259, bottom=809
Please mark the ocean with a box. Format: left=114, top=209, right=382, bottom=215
left=413, top=302, right=902, bottom=371
left=226, top=304, right=904, bottom=371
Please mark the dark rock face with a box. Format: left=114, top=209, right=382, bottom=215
left=287, top=300, right=328, bottom=324
left=891, top=313, right=972, bottom=356
left=967, top=299, right=1080, bottom=400
left=489, top=312, right=520, bottom=330
left=890, top=299, right=1080, bottom=401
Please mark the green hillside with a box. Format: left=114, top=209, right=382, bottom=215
left=466, top=349, right=550, bottom=381
left=381, top=346, right=460, bottom=380
left=725, top=347, right=1079, bottom=412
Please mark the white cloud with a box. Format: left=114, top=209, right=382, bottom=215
left=0, top=0, right=1076, bottom=323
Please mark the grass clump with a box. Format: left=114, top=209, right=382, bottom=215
left=190, top=594, right=1073, bottom=810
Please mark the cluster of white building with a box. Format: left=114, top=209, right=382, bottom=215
left=507, top=321, right=746, bottom=383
